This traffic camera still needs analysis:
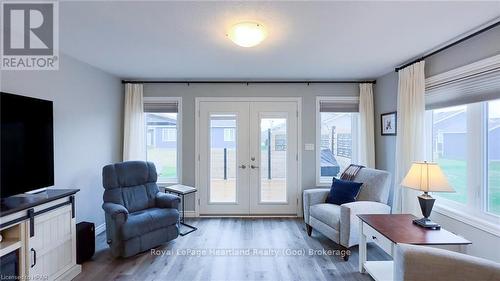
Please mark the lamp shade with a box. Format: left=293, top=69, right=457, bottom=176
left=401, top=162, right=454, bottom=193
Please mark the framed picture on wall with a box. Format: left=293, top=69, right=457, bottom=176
left=381, top=112, right=397, bottom=135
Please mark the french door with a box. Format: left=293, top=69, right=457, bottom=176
left=198, top=100, right=299, bottom=215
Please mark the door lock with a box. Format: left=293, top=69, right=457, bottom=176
left=251, top=157, right=255, bottom=161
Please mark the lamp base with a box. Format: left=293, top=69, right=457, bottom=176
left=413, top=217, right=441, bottom=230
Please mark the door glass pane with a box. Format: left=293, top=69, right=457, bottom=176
left=488, top=99, right=500, bottom=216
left=320, top=112, right=355, bottom=183
left=210, top=114, right=237, bottom=203
left=431, top=105, right=467, bottom=204
left=260, top=118, right=287, bottom=202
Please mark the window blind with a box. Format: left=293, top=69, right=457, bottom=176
left=143, top=101, right=178, bottom=113
left=425, top=55, right=500, bottom=110
left=319, top=99, right=359, bottom=112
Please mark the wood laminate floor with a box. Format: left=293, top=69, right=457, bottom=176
left=75, top=218, right=390, bottom=281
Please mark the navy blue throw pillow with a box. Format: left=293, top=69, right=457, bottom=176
left=326, top=178, right=363, bottom=205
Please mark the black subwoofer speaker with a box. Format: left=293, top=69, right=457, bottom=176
left=76, top=222, right=95, bottom=264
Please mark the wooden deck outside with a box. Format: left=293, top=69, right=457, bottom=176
left=210, top=179, right=286, bottom=202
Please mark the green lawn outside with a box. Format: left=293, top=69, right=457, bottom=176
left=435, top=159, right=468, bottom=204
left=488, top=161, right=500, bottom=215
left=436, top=158, right=500, bottom=216
left=147, top=148, right=177, bottom=182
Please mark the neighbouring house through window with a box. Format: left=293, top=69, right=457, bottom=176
left=317, top=97, right=359, bottom=184
left=144, top=98, right=180, bottom=183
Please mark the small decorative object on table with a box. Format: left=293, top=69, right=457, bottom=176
left=164, top=184, right=198, bottom=236
left=401, top=161, right=454, bottom=230
left=381, top=112, right=397, bottom=135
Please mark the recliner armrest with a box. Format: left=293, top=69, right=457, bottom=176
left=339, top=201, right=391, bottom=247
left=102, top=202, right=129, bottom=220
left=156, top=193, right=181, bottom=209
left=302, top=188, right=330, bottom=224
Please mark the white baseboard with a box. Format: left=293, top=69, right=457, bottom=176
left=183, top=211, right=197, bottom=218
left=198, top=215, right=299, bottom=218
left=95, top=223, right=106, bottom=237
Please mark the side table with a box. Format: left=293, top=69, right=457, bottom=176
left=164, top=184, right=197, bottom=236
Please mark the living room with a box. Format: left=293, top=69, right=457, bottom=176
left=1, top=1, right=499, bottom=281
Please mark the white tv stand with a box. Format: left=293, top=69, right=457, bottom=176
left=0, top=189, right=81, bottom=280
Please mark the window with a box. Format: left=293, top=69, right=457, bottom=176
left=223, top=128, right=235, bottom=142
left=316, top=97, right=359, bottom=185
left=144, top=98, right=181, bottom=183
left=424, top=55, right=500, bottom=228
left=425, top=99, right=500, bottom=219
left=162, top=128, right=176, bottom=142
left=429, top=105, right=468, bottom=204
left=487, top=100, right=500, bottom=216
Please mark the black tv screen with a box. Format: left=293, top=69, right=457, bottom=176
left=1, top=92, right=54, bottom=198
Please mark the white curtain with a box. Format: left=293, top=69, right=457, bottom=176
left=123, top=83, right=145, bottom=161
left=358, top=83, right=375, bottom=168
left=393, top=61, right=426, bottom=214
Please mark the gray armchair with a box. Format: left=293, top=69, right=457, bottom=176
left=102, top=161, right=180, bottom=258
left=394, top=244, right=500, bottom=281
left=303, top=168, right=391, bottom=260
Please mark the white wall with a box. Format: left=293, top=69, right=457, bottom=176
left=1, top=53, right=123, bottom=228
left=144, top=83, right=359, bottom=211
left=373, top=25, right=500, bottom=262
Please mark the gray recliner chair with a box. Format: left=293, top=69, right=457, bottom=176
left=303, top=168, right=392, bottom=260
left=102, top=161, right=180, bottom=258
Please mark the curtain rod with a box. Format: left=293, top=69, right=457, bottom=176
left=121, top=80, right=376, bottom=85
left=395, top=19, right=500, bottom=72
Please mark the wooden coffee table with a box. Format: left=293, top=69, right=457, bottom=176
left=357, top=214, right=471, bottom=281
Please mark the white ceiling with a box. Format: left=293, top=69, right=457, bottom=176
left=59, top=1, right=500, bottom=80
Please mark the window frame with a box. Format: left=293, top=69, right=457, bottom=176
left=143, top=96, right=182, bottom=185
left=315, top=96, right=359, bottom=186
left=425, top=101, right=500, bottom=231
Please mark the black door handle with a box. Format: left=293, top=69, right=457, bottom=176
left=31, top=248, right=36, bottom=268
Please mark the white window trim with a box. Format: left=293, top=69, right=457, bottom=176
left=433, top=203, right=500, bottom=237
left=144, top=96, right=182, bottom=185
left=315, top=96, right=359, bottom=186
left=426, top=103, right=500, bottom=235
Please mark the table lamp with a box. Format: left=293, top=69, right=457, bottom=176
left=401, top=161, right=454, bottom=230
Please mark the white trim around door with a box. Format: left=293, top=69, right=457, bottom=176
left=195, top=97, right=302, bottom=217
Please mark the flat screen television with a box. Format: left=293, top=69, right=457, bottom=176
left=1, top=92, right=54, bottom=198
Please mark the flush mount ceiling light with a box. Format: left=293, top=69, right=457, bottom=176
left=227, top=21, right=267, bottom=47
